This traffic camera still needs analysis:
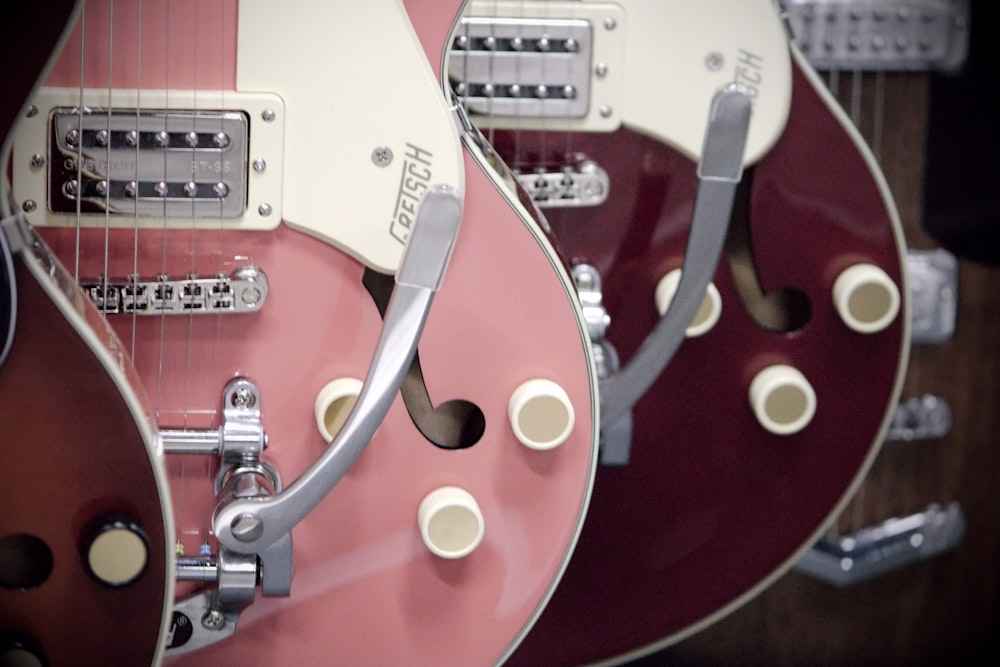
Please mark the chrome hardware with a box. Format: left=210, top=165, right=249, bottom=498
left=213, top=186, right=462, bottom=556
left=906, top=248, right=958, bottom=345
left=572, top=263, right=611, bottom=346
left=887, top=394, right=952, bottom=442
left=796, top=503, right=965, bottom=585
left=515, top=160, right=609, bottom=208
left=599, top=84, right=752, bottom=430
left=572, top=263, right=632, bottom=466
left=163, top=378, right=293, bottom=656
left=781, top=0, right=970, bottom=72
left=450, top=17, right=593, bottom=118
left=80, top=265, right=268, bottom=316
left=48, top=108, right=249, bottom=218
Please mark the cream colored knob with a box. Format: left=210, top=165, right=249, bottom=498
left=654, top=269, right=722, bottom=337
left=86, top=521, right=149, bottom=587
left=315, top=378, right=363, bottom=441
left=749, top=364, right=816, bottom=435
left=417, top=486, right=485, bottom=559
left=833, top=263, right=900, bottom=334
left=508, top=379, right=575, bottom=450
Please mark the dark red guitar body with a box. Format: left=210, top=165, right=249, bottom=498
left=1, top=3, right=171, bottom=664
left=499, top=62, right=908, bottom=665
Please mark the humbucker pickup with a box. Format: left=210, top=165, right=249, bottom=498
left=13, top=88, right=284, bottom=230
left=50, top=109, right=249, bottom=219
left=451, top=17, right=594, bottom=119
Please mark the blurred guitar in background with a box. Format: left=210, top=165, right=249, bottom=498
left=641, top=1, right=1000, bottom=663
left=444, top=1, right=910, bottom=664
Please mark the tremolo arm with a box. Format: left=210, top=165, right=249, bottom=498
left=213, top=185, right=463, bottom=555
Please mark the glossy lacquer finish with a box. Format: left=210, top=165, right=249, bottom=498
left=492, top=64, right=908, bottom=664
left=0, top=257, right=171, bottom=667
left=33, top=1, right=597, bottom=664
left=2, top=3, right=171, bottom=665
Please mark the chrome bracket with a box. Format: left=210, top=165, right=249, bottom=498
left=887, top=394, right=952, bottom=442
left=160, top=377, right=268, bottom=460
left=572, top=263, right=632, bottom=466
left=906, top=249, right=957, bottom=345
left=162, top=377, right=293, bottom=656
left=796, top=503, right=966, bottom=586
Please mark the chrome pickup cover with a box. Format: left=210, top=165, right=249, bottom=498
left=781, top=0, right=970, bottom=72
left=49, top=108, right=248, bottom=218
left=450, top=17, right=593, bottom=118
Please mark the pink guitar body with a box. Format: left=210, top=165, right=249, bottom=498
left=440, top=4, right=909, bottom=664
left=23, top=0, right=598, bottom=664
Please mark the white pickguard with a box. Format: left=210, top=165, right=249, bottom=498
left=237, top=0, right=465, bottom=273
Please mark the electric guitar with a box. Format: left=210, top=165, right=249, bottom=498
left=10, top=0, right=599, bottom=665
left=0, top=3, right=174, bottom=666
left=662, top=1, right=1000, bottom=662
left=443, top=1, right=910, bottom=664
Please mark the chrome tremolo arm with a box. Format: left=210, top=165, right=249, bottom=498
left=213, top=185, right=463, bottom=555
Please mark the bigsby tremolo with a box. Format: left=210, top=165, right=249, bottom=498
left=160, top=377, right=292, bottom=655
left=158, top=186, right=463, bottom=655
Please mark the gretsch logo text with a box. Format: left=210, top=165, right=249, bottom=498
left=390, top=143, right=433, bottom=244
left=734, top=48, right=764, bottom=97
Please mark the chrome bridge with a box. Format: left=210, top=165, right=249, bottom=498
left=48, top=108, right=249, bottom=219
left=81, top=265, right=268, bottom=316
left=515, top=160, right=609, bottom=208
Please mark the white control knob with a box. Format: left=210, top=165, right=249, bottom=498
left=315, top=378, right=363, bottom=441
left=832, top=263, right=900, bottom=334
left=508, top=379, right=575, bottom=450
left=85, top=519, right=149, bottom=587
left=417, top=486, right=485, bottom=559
left=654, top=268, right=723, bottom=337
left=749, top=364, right=817, bottom=435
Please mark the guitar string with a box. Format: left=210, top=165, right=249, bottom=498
left=129, top=0, right=143, bottom=361
left=208, top=0, right=230, bottom=550
left=102, top=0, right=114, bottom=322
left=158, top=0, right=182, bottom=547
left=74, top=4, right=86, bottom=282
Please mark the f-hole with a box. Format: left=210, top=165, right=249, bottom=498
left=725, top=170, right=812, bottom=333
left=362, top=268, right=485, bottom=449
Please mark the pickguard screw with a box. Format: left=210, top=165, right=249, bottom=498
left=705, top=52, right=725, bottom=71
left=22, top=200, right=37, bottom=213
left=595, top=62, right=609, bottom=78
left=29, top=153, right=45, bottom=169
left=261, top=109, right=276, bottom=122
left=258, top=202, right=273, bottom=217
left=604, top=17, right=617, bottom=30
left=26, top=105, right=38, bottom=118
left=599, top=105, right=613, bottom=118
left=252, top=157, right=267, bottom=173
left=371, top=146, right=393, bottom=167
